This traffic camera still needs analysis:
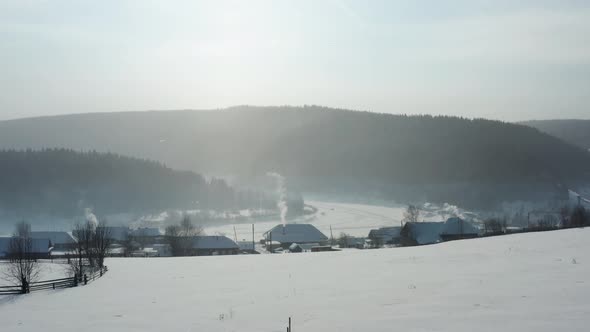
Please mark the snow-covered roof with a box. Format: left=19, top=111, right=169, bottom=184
left=131, top=228, right=161, bottom=237
left=441, top=217, right=479, bottom=235
left=263, top=224, right=328, bottom=244
left=31, top=231, right=77, bottom=245
left=0, top=237, right=52, bottom=257
left=192, top=236, right=239, bottom=250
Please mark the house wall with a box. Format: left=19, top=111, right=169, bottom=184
left=191, top=248, right=239, bottom=256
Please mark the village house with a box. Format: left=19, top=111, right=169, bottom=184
left=237, top=241, right=258, bottom=254
left=104, top=226, right=130, bottom=242
left=0, top=237, right=52, bottom=259
left=190, top=236, right=239, bottom=256
left=400, top=218, right=479, bottom=246
left=439, top=217, right=480, bottom=241
left=30, top=231, right=77, bottom=251
left=288, top=242, right=320, bottom=253
left=367, top=226, right=402, bottom=247
left=339, top=237, right=366, bottom=249
left=130, top=227, right=161, bottom=237
left=263, top=224, right=329, bottom=249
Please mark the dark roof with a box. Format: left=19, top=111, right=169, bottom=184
left=368, top=226, right=401, bottom=239
left=0, top=237, right=52, bottom=257
left=263, top=224, right=328, bottom=244
left=192, top=236, right=239, bottom=250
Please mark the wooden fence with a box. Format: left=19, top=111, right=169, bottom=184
left=0, top=266, right=107, bottom=295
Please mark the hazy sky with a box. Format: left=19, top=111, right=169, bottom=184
left=1, top=0, right=589, bottom=121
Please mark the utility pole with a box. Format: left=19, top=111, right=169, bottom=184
left=269, top=232, right=272, bottom=254
left=330, top=225, right=334, bottom=247
left=252, top=224, right=255, bottom=253
left=527, top=212, right=530, bottom=229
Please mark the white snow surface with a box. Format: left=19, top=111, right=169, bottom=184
left=0, top=261, right=69, bottom=286
left=1, top=228, right=589, bottom=331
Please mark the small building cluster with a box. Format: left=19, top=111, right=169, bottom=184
left=368, top=217, right=480, bottom=247
left=0, top=216, right=485, bottom=259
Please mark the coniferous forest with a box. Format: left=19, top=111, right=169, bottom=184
left=0, top=149, right=276, bottom=217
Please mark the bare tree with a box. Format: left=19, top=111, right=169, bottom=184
left=559, top=205, right=570, bottom=228
left=337, top=232, right=351, bottom=248
left=2, top=221, right=41, bottom=290
left=165, top=225, right=183, bottom=256
left=69, top=219, right=111, bottom=278
left=180, top=215, right=203, bottom=237
left=570, top=206, right=588, bottom=227
left=165, top=216, right=203, bottom=256
left=402, top=205, right=420, bottom=225
left=69, top=222, right=92, bottom=278
left=92, top=220, right=112, bottom=268
left=483, top=218, right=503, bottom=234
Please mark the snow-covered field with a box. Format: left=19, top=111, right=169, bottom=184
left=1, top=228, right=589, bottom=331
left=0, top=262, right=69, bottom=287
left=204, top=200, right=475, bottom=240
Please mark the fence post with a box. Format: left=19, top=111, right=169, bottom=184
left=53, top=283, right=55, bottom=290
left=84, top=274, right=88, bottom=285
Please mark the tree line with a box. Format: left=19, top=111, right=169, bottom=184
left=0, top=149, right=289, bottom=218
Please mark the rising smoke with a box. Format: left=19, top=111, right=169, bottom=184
left=84, top=208, right=99, bottom=231
left=267, top=172, right=288, bottom=227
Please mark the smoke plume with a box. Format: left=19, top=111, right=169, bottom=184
left=84, top=208, right=99, bottom=231
left=267, top=172, right=288, bottom=227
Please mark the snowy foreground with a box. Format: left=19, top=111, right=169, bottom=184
left=1, top=229, right=590, bottom=332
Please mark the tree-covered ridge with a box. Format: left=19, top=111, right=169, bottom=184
left=0, top=149, right=257, bottom=217
left=0, top=107, right=588, bottom=207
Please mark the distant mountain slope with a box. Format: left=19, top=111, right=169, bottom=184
left=1, top=106, right=589, bottom=207
left=521, top=120, right=590, bottom=151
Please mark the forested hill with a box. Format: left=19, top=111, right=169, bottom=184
left=521, top=120, right=590, bottom=151
left=0, top=149, right=248, bottom=217
left=1, top=107, right=589, bottom=207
